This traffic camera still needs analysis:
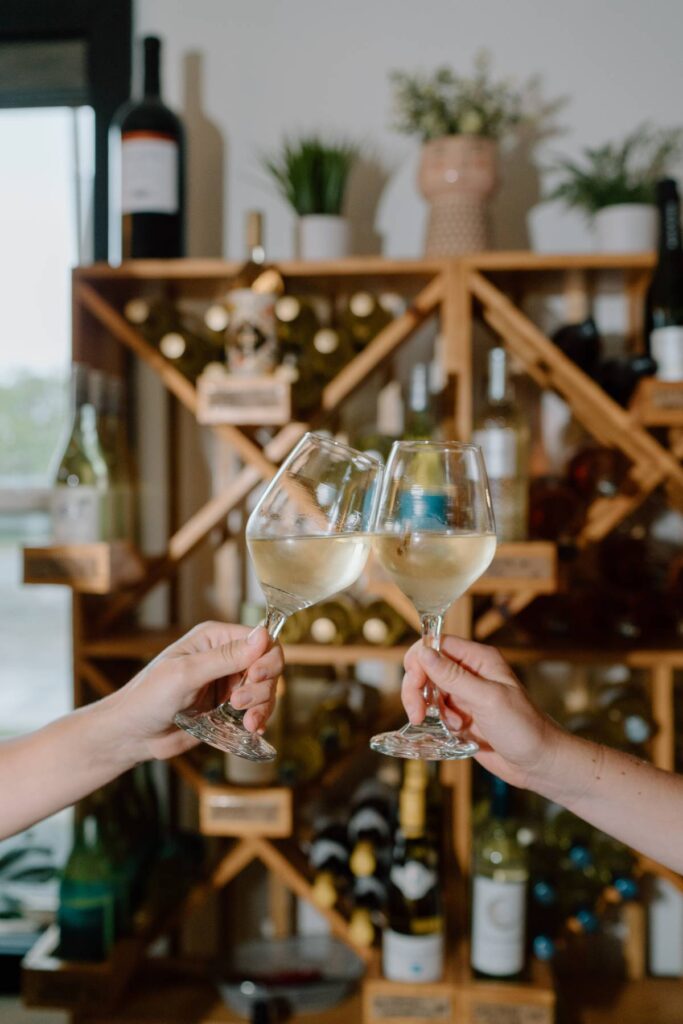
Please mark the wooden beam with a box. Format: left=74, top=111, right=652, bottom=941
left=651, top=664, right=675, bottom=773
left=211, top=839, right=259, bottom=890
left=250, top=837, right=375, bottom=964
left=321, top=274, right=443, bottom=411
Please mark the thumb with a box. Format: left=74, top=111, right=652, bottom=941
left=181, top=626, right=270, bottom=696
left=416, top=644, right=497, bottom=710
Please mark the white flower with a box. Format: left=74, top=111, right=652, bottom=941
left=460, top=109, right=484, bottom=135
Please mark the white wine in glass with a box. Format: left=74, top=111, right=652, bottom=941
left=174, top=433, right=382, bottom=761
left=370, top=441, right=496, bottom=760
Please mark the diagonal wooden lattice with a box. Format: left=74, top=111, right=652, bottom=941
left=76, top=273, right=443, bottom=631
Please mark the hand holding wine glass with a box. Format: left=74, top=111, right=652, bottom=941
left=174, top=433, right=382, bottom=761
left=370, top=441, right=496, bottom=760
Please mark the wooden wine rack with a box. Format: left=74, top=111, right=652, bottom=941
left=22, top=253, right=683, bottom=1023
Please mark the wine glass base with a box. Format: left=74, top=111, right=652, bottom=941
left=370, top=720, right=478, bottom=761
left=174, top=706, right=277, bottom=761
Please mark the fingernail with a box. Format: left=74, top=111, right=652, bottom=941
left=247, top=626, right=262, bottom=645
left=257, top=726, right=265, bottom=735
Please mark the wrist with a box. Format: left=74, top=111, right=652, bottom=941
left=528, top=725, right=604, bottom=808
left=82, top=693, right=141, bottom=775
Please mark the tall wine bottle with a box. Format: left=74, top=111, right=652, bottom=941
left=383, top=783, right=444, bottom=983
left=58, top=816, right=118, bottom=961
left=473, top=347, right=530, bottom=542
left=646, top=178, right=683, bottom=381
left=51, top=365, right=111, bottom=544
left=109, top=36, right=185, bottom=262
left=471, top=776, right=528, bottom=979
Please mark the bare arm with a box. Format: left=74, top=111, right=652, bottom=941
left=0, top=622, right=283, bottom=840
left=404, top=637, right=683, bottom=873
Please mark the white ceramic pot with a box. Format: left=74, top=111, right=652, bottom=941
left=297, top=215, right=350, bottom=261
left=593, top=203, right=657, bottom=253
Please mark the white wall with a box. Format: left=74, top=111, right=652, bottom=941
left=136, top=0, right=683, bottom=260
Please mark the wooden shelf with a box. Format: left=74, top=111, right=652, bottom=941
left=630, top=377, right=683, bottom=428
left=23, top=541, right=144, bottom=594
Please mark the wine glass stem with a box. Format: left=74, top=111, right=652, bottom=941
left=421, top=613, right=443, bottom=723
left=220, top=607, right=287, bottom=715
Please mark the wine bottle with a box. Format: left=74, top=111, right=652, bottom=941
left=567, top=444, right=629, bottom=502
left=471, top=776, right=528, bottom=979
left=551, top=315, right=602, bottom=378
left=349, top=876, right=388, bottom=948
left=360, top=599, right=407, bottom=647
left=308, top=818, right=350, bottom=909
left=279, top=607, right=312, bottom=644
left=311, top=692, right=356, bottom=759
left=99, top=374, right=135, bottom=541
left=274, top=295, right=320, bottom=357
left=473, top=347, right=530, bottom=541
left=309, top=326, right=356, bottom=379
left=354, top=381, right=405, bottom=463
left=58, top=816, right=118, bottom=961
left=383, top=783, right=444, bottom=983
left=51, top=365, right=111, bottom=544
left=225, top=211, right=283, bottom=376
left=276, top=734, right=325, bottom=786
left=341, top=292, right=392, bottom=351
left=596, top=681, right=656, bottom=750
left=308, top=596, right=359, bottom=645
left=403, top=362, right=437, bottom=441
left=646, top=178, right=683, bottom=381
left=109, top=36, right=185, bottom=262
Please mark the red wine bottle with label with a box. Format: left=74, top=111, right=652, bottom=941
left=109, top=36, right=185, bottom=262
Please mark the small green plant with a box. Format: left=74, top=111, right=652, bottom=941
left=261, top=135, right=359, bottom=216
left=548, top=124, right=683, bottom=214
left=390, top=51, right=524, bottom=142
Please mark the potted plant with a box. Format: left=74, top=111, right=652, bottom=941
left=391, top=52, right=525, bottom=255
left=548, top=124, right=683, bottom=252
left=262, top=135, right=358, bottom=260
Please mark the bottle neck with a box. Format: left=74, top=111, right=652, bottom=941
left=487, top=347, right=512, bottom=404
left=143, top=37, right=161, bottom=98
left=490, top=777, right=510, bottom=820
left=658, top=196, right=682, bottom=255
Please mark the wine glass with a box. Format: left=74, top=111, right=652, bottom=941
left=174, top=433, right=383, bottom=761
left=370, top=441, right=496, bottom=760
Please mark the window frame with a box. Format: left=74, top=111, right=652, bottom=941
left=0, top=0, right=132, bottom=261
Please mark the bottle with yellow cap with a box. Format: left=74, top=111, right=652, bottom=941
left=309, top=818, right=350, bottom=910
left=349, top=875, right=388, bottom=948
left=383, top=782, right=444, bottom=983
left=348, top=778, right=395, bottom=879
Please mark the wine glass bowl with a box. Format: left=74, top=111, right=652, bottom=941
left=370, top=441, right=496, bottom=761
left=174, top=433, right=382, bottom=761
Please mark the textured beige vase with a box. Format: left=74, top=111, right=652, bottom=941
left=418, top=135, right=498, bottom=256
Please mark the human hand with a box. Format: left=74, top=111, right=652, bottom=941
left=104, top=621, right=284, bottom=764
left=402, top=635, right=563, bottom=791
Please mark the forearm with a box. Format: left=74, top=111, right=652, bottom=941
left=533, top=731, right=683, bottom=872
left=0, top=697, right=136, bottom=840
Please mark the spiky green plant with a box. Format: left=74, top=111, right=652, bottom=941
left=548, top=124, right=683, bottom=214
left=261, top=135, right=359, bottom=216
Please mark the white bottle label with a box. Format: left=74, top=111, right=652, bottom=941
left=651, top=326, right=683, bottom=382
left=391, top=861, right=437, bottom=901
left=382, top=928, right=444, bottom=983
left=310, top=839, right=347, bottom=870
left=471, top=875, right=526, bottom=976
left=51, top=486, right=103, bottom=544
left=349, top=808, right=389, bottom=844
left=122, top=132, right=178, bottom=214
left=472, top=427, right=518, bottom=478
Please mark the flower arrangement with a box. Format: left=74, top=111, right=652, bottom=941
left=390, top=51, right=524, bottom=142
left=261, top=135, right=359, bottom=216
left=548, top=124, right=683, bottom=214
